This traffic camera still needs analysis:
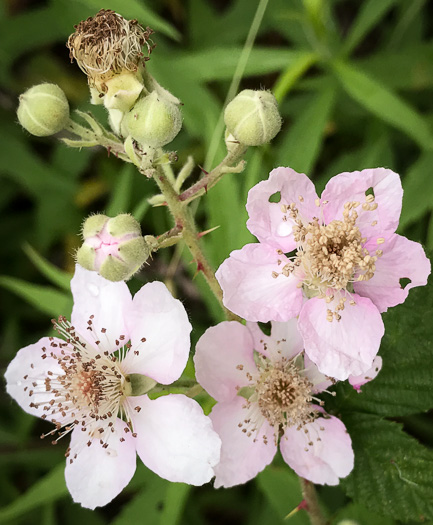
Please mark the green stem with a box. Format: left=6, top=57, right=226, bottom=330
left=152, top=166, right=239, bottom=321
left=178, top=144, right=247, bottom=204
left=300, top=479, right=327, bottom=525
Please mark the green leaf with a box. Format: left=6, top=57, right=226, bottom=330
left=0, top=276, right=72, bottom=317
left=331, top=502, right=394, bottom=525
left=0, top=463, right=67, bottom=523
left=276, top=84, right=336, bottom=173
left=342, top=413, right=433, bottom=522
left=400, top=151, right=433, bottom=228
left=332, top=60, right=433, bottom=149
left=160, top=483, right=191, bottom=525
left=23, top=244, right=71, bottom=291
left=333, top=279, right=433, bottom=417
left=106, top=164, right=134, bottom=216
left=342, top=0, right=397, bottom=55
left=256, top=466, right=309, bottom=525
left=273, top=52, right=318, bottom=103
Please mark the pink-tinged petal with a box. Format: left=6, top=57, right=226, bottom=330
left=349, top=356, right=383, bottom=392
left=71, top=265, right=132, bottom=351
left=65, top=419, right=136, bottom=509
left=246, top=319, right=304, bottom=362
left=354, top=234, right=431, bottom=313
left=210, top=397, right=278, bottom=488
left=216, top=243, right=303, bottom=322
left=5, top=337, right=66, bottom=421
left=321, top=168, right=402, bottom=240
left=121, top=282, right=191, bottom=384
left=280, top=413, right=354, bottom=485
left=129, top=394, right=221, bottom=485
left=246, top=167, right=319, bottom=252
left=194, top=322, right=257, bottom=403
left=298, top=293, right=384, bottom=380
left=303, top=354, right=333, bottom=394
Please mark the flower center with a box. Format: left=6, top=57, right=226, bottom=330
left=238, top=356, right=317, bottom=445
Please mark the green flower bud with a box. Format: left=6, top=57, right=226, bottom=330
left=76, top=213, right=149, bottom=282
left=124, top=91, right=182, bottom=147
left=17, top=84, right=70, bottom=137
left=224, top=89, right=281, bottom=146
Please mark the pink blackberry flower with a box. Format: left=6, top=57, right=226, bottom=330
left=5, top=266, right=221, bottom=509
left=216, top=167, right=430, bottom=380
left=194, top=319, right=354, bottom=487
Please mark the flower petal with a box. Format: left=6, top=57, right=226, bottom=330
left=216, top=243, right=303, bottom=322
left=349, top=355, right=383, bottom=392
left=303, top=354, right=333, bottom=394
left=280, top=413, right=354, bottom=485
left=129, top=394, right=221, bottom=485
left=194, top=322, right=257, bottom=403
left=321, top=168, right=402, bottom=240
left=246, top=167, right=319, bottom=252
left=298, top=293, right=384, bottom=380
left=246, top=319, right=304, bottom=362
left=210, top=398, right=278, bottom=488
left=121, top=281, right=192, bottom=384
left=71, top=265, right=132, bottom=351
left=65, top=419, right=137, bottom=509
left=354, top=234, right=431, bottom=312
left=5, top=337, right=66, bottom=421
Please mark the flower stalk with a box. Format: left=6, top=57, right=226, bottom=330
left=300, top=479, right=327, bottom=525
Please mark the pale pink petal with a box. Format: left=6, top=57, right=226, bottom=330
left=354, top=234, right=430, bottom=312
left=321, top=168, right=402, bottom=240
left=246, top=319, right=304, bottom=362
left=194, top=322, right=257, bottom=403
left=303, top=354, right=333, bottom=394
left=65, top=419, right=137, bottom=509
left=298, top=293, right=384, bottom=380
left=71, top=265, right=132, bottom=351
left=280, top=413, right=354, bottom=485
left=210, top=398, right=278, bottom=488
left=216, top=243, right=303, bottom=322
left=121, top=281, right=191, bottom=384
left=349, top=356, right=383, bottom=392
left=129, top=394, right=221, bottom=485
left=246, top=167, right=319, bottom=252
left=5, top=337, right=66, bottom=421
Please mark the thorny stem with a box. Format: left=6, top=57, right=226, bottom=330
left=300, top=479, right=327, bottom=525
left=178, top=143, right=247, bottom=204
left=152, top=165, right=240, bottom=321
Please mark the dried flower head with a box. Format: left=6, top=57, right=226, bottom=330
left=67, top=9, right=154, bottom=89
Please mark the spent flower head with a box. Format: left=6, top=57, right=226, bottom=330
left=67, top=9, right=154, bottom=91
left=216, top=167, right=431, bottom=380
left=5, top=266, right=221, bottom=509
left=194, top=319, right=354, bottom=487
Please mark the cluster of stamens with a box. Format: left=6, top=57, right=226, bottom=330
left=274, top=192, right=384, bottom=321
left=20, top=315, right=146, bottom=463
left=67, top=9, right=154, bottom=88
left=237, top=343, right=321, bottom=446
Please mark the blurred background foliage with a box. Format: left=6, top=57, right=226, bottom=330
left=1, top=0, right=433, bottom=523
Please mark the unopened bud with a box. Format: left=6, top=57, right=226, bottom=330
left=336, top=521, right=359, bottom=525
left=17, top=84, right=69, bottom=137
left=76, top=214, right=149, bottom=282
left=224, top=89, right=281, bottom=146
left=125, top=91, right=182, bottom=147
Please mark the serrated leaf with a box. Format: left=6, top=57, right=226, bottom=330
left=0, top=276, right=72, bottom=317
left=23, top=244, right=71, bottom=291
left=332, top=279, right=433, bottom=417
left=332, top=60, right=433, bottom=149
left=342, top=413, right=433, bottom=522
left=0, top=463, right=67, bottom=523
left=256, top=466, right=309, bottom=525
